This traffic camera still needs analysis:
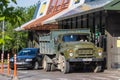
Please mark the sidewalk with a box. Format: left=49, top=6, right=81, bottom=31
left=104, top=69, right=120, bottom=74
left=0, top=64, right=12, bottom=80
left=0, top=74, right=12, bottom=80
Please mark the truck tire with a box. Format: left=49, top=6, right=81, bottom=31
left=94, top=64, right=104, bottom=72
left=51, top=64, right=56, bottom=71
left=60, top=56, right=70, bottom=74
left=43, top=58, right=51, bottom=71
left=46, top=63, right=51, bottom=71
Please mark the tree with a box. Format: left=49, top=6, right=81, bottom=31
left=0, top=0, right=18, bottom=46
left=2, top=6, right=36, bottom=52
left=0, top=0, right=36, bottom=52
left=0, top=0, right=18, bottom=22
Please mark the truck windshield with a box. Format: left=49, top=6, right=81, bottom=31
left=17, top=49, right=36, bottom=56
left=62, top=34, right=89, bottom=42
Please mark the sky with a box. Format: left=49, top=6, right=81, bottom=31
left=9, top=0, right=40, bottom=7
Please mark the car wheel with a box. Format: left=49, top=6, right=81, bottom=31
left=34, top=61, right=39, bottom=70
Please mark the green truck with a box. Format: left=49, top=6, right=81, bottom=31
left=39, top=29, right=104, bottom=73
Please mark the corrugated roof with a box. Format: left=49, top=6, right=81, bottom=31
left=56, top=0, right=112, bottom=21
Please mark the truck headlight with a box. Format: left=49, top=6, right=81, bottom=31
left=68, top=49, right=74, bottom=57
left=98, top=49, right=103, bottom=56
left=69, top=53, right=73, bottom=57
left=98, top=52, right=102, bottom=56
left=25, top=59, right=33, bottom=61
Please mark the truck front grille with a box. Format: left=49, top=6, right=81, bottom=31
left=76, top=48, right=94, bottom=58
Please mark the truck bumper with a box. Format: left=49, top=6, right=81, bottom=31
left=68, top=58, right=104, bottom=62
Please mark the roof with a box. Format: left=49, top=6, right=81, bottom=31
left=15, top=0, right=71, bottom=31
left=57, top=0, right=113, bottom=21
left=57, top=0, right=120, bottom=21
left=15, top=0, right=87, bottom=31
left=104, top=0, right=120, bottom=10
left=16, top=0, right=120, bottom=31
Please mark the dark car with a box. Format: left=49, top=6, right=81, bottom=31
left=10, top=48, right=43, bottom=70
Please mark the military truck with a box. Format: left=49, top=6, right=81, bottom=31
left=39, top=29, right=104, bottom=73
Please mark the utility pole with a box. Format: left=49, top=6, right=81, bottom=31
left=2, top=20, right=5, bottom=54
left=1, top=20, right=5, bottom=73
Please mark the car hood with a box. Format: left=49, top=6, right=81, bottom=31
left=16, top=55, right=35, bottom=59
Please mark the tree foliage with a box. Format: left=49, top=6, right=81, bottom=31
left=0, top=0, right=17, bottom=50
left=0, top=0, right=19, bottom=23
left=5, top=6, right=36, bottom=51
left=0, top=0, right=36, bottom=52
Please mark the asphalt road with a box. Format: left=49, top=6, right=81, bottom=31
left=1, top=69, right=120, bottom=80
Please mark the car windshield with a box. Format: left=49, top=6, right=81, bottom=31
left=62, top=34, right=89, bottom=42
left=17, top=49, right=36, bottom=56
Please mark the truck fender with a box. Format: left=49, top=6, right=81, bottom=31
left=44, top=55, right=53, bottom=63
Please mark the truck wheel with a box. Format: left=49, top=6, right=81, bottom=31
left=46, top=63, right=51, bottom=71
left=99, top=65, right=104, bottom=72
left=60, top=56, right=70, bottom=74
left=43, top=59, right=51, bottom=71
left=94, top=65, right=104, bottom=73
left=34, top=61, right=39, bottom=70
left=93, top=61, right=104, bottom=73
left=51, top=64, right=56, bottom=71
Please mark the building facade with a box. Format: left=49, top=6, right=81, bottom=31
left=18, top=0, right=120, bottom=70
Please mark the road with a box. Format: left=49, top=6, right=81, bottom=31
left=1, top=69, right=120, bottom=80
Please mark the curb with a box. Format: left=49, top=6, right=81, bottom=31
left=104, top=69, right=120, bottom=74
left=0, top=73, right=14, bottom=80
left=0, top=73, right=12, bottom=78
